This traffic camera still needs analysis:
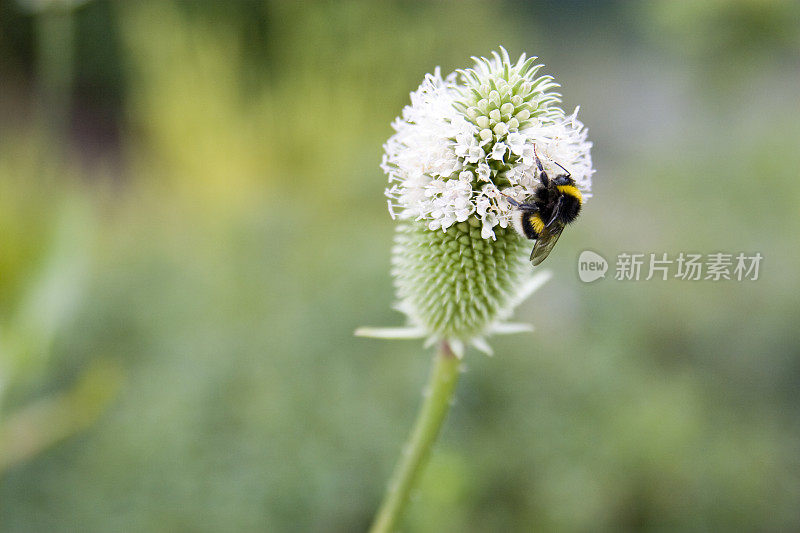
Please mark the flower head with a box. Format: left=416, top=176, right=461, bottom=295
left=383, top=47, right=593, bottom=240
left=359, top=48, right=594, bottom=356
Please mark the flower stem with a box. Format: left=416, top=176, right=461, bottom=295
left=369, top=341, right=461, bottom=533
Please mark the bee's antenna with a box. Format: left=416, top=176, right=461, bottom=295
left=552, top=160, right=572, bottom=179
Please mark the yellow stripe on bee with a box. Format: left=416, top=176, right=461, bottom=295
left=557, top=185, right=583, bottom=204
left=529, top=213, right=545, bottom=235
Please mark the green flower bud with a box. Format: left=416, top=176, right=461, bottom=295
left=392, top=220, right=528, bottom=343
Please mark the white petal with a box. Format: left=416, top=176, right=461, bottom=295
left=489, top=322, right=535, bottom=335
left=511, top=270, right=553, bottom=307
left=471, top=337, right=494, bottom=356
left=476, top=162, right=491, bottom=182
left=489, top=142, right=508, bottom=161
left=354, top=327, right=427, bottom=339
left=448, top=339, right=465, bottom=359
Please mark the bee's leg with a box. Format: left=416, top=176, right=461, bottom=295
left=533, top=144, right=549, bottom=186
left=545, top=196, right=563, bottom=227
left=533, top=144, right=544, bottom=173
left=499, top=191, right=530, bottom=208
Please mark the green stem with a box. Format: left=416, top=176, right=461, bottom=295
left=369, top=341, right=461, bottom=533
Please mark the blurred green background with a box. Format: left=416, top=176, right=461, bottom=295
left=1, top=1, right=799, bottom=531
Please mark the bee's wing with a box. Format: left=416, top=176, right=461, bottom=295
left=530, top=223, right=564, bottom=266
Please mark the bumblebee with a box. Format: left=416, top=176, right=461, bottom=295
left=506, top=148, right=583, bottom=266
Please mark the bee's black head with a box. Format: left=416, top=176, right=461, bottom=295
left=553, top=175, right=573, bottom=186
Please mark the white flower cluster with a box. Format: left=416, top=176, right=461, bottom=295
left=382, top=48, right=594, bottom=240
